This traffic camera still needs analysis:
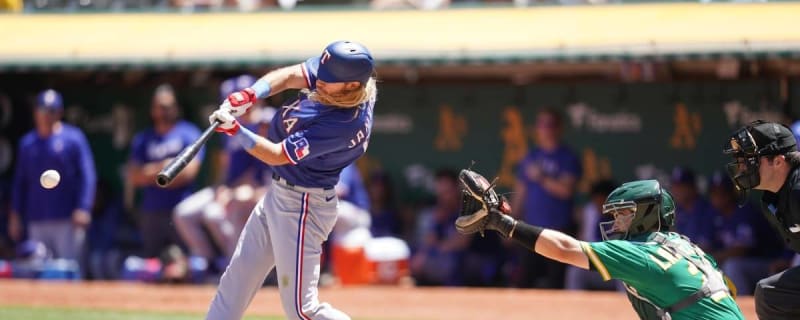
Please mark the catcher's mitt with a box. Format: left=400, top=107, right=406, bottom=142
left=455, top=169, right=510, bottom=235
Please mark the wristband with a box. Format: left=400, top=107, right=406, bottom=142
left=251, top=79, right=272, bottom=99
left=233, top=125, right=259, bottom=150
left=510, top=222, right=544, bottom=252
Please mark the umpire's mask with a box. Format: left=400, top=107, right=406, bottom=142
left=723, top=120, right=798, bottom=203
left=723, top=126, right=761, bottom=193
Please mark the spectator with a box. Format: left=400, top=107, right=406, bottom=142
left=173, top=76, right=273, bottom=267
left=670, top=166, right=715, bottom=251
left=367, top=171, right=401, bottom=238
left=708, top=170, right=783, bottom=295
left=510, top=107, right=581, bottom=288
left=565, top=179, right=619, bottom=291
left=336, top=163, right=370, bottom=211
left=9, top=89, right=96, bottom=264
left=126, top=84, right=203, bottom=258
left=411, top=169, right=469, bottom=286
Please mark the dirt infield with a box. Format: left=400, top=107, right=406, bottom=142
left=0, top=280, right=757, bottom=319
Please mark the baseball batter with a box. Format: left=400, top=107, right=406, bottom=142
left=205, top=40, right=376, bottom=320
left=456, top=172, right=744, bottom=320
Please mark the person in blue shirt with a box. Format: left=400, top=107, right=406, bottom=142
left=205, top=40, right=376, bottom=320
left=174, top=75, right=275, bottom=267
left=708, top=170, right=784, bottom=295
left=335, top=163, right=370, bottom=211
left=9, top=89, right=96, bottom=261
left=126, top=84, right=204, bottom=258
left=670, top=166, right=716, bottom=252
left=366, top=171, right=400, bottom=238
left=510, top=108, right=582, bottom=289
left=411, top=169, right=469, bottom=286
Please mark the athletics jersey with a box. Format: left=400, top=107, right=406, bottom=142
left=581, top=232, right=744, bottom=320
left=267, top=59, right=374, bottom=189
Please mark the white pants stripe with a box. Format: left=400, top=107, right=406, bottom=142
left=295, top=193, right=311, bottom=320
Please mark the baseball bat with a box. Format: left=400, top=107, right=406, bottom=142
left=156, top=120, right=221, bottom=187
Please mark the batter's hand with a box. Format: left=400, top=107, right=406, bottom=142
left=209, top=109, right=240, bottom=136
left=222, top=88, right=257, bottom=117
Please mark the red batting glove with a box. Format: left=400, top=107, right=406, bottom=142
left=226, top=88, right=257, bottom=117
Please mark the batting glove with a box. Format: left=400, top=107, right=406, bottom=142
left=222, top=88, right=257, bottom=117
left=209, top=109, right=240, bottom=136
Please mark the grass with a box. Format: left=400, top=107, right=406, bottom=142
left=0, top=306, right=283, bottom=320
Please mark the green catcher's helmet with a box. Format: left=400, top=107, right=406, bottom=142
left=599, top=180, right=676, bottom=240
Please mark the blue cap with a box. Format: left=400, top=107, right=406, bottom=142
left=670, top=166, right=696, bottom=185
left=708, top=170, right=734, bottom=192
left=36, top=89, right=63, bottom=111
left=220, top=75, right=257, bottom=100
left=792, top=120, right=800, bottom=143
left=307, top=41, right=374, bottom=85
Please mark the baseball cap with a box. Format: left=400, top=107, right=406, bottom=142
left=220, top=75, right=257, bottom=100
left=746, top=121, right=798, bottom=156
left=670, top=166, right=696, bottom=185
left=708, top=170, right=734, bottom=192
left=306, top=40, right=374, bottom=85
left=35, top=89, right=63, bottom=111
left=790, top=120, right=800, bottom=146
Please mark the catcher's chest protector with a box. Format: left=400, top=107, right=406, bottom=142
left=624, top=233, right=731, bottom=320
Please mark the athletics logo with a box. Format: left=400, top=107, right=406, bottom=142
left=320, top=50, right=332, bottom=64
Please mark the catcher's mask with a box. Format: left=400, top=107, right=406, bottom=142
left=599, top=180, right=674, bottom=241
left=723, top=120, right=798, bottom=203
left=599, top=203, right=638, bottom=240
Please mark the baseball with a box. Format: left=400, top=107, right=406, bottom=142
left=40, top=169, right=61, bottom=189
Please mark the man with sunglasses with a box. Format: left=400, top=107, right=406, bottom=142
left=457, top=171, right=744, bottom=319
left=723, top=120, right=800, bottom=319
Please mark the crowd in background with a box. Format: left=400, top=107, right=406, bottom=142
left=1, top=82, right=800, bottom=296
left=1, top=0, right=669, bottom=14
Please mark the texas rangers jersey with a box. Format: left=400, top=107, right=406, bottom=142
left=581, top=232, right=744, bottom=320
left=267, top=59, right=374, bottom=189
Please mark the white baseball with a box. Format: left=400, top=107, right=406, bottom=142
left=40, top=170, right=61, bottom=189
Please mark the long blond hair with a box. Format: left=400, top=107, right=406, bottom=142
left=305, top=77, right=377, bottom=108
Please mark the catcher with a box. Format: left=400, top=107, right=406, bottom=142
left=456, top=170, right=744, bottom=320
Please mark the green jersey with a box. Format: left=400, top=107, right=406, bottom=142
left=580, top=232, right=744, bottom=320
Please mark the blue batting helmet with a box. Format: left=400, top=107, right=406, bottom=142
left=36, top=89, right=63, bottom=111
left=220, top=75, right=257, bottom=100
left=306, top=41, right=374, bottom=85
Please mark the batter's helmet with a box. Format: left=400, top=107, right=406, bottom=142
left=35, top=89, right=63, bottom=111
left=306, top=40, right=374, bottom=85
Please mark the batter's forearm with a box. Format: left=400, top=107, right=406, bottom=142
left=253, top=64, right=308, bottom=98
left=234, top=126, right=290, bottom=166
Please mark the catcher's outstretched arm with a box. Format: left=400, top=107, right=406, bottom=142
left=532, top=228, right=590, bottom=270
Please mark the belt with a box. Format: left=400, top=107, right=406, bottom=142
left=272, top=172, right=334, bottom=190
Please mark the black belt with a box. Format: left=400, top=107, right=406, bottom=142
left=272, top=172, right=334, bottom=190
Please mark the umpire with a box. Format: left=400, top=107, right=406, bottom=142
left=723, top=120, right=800, bottom=319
